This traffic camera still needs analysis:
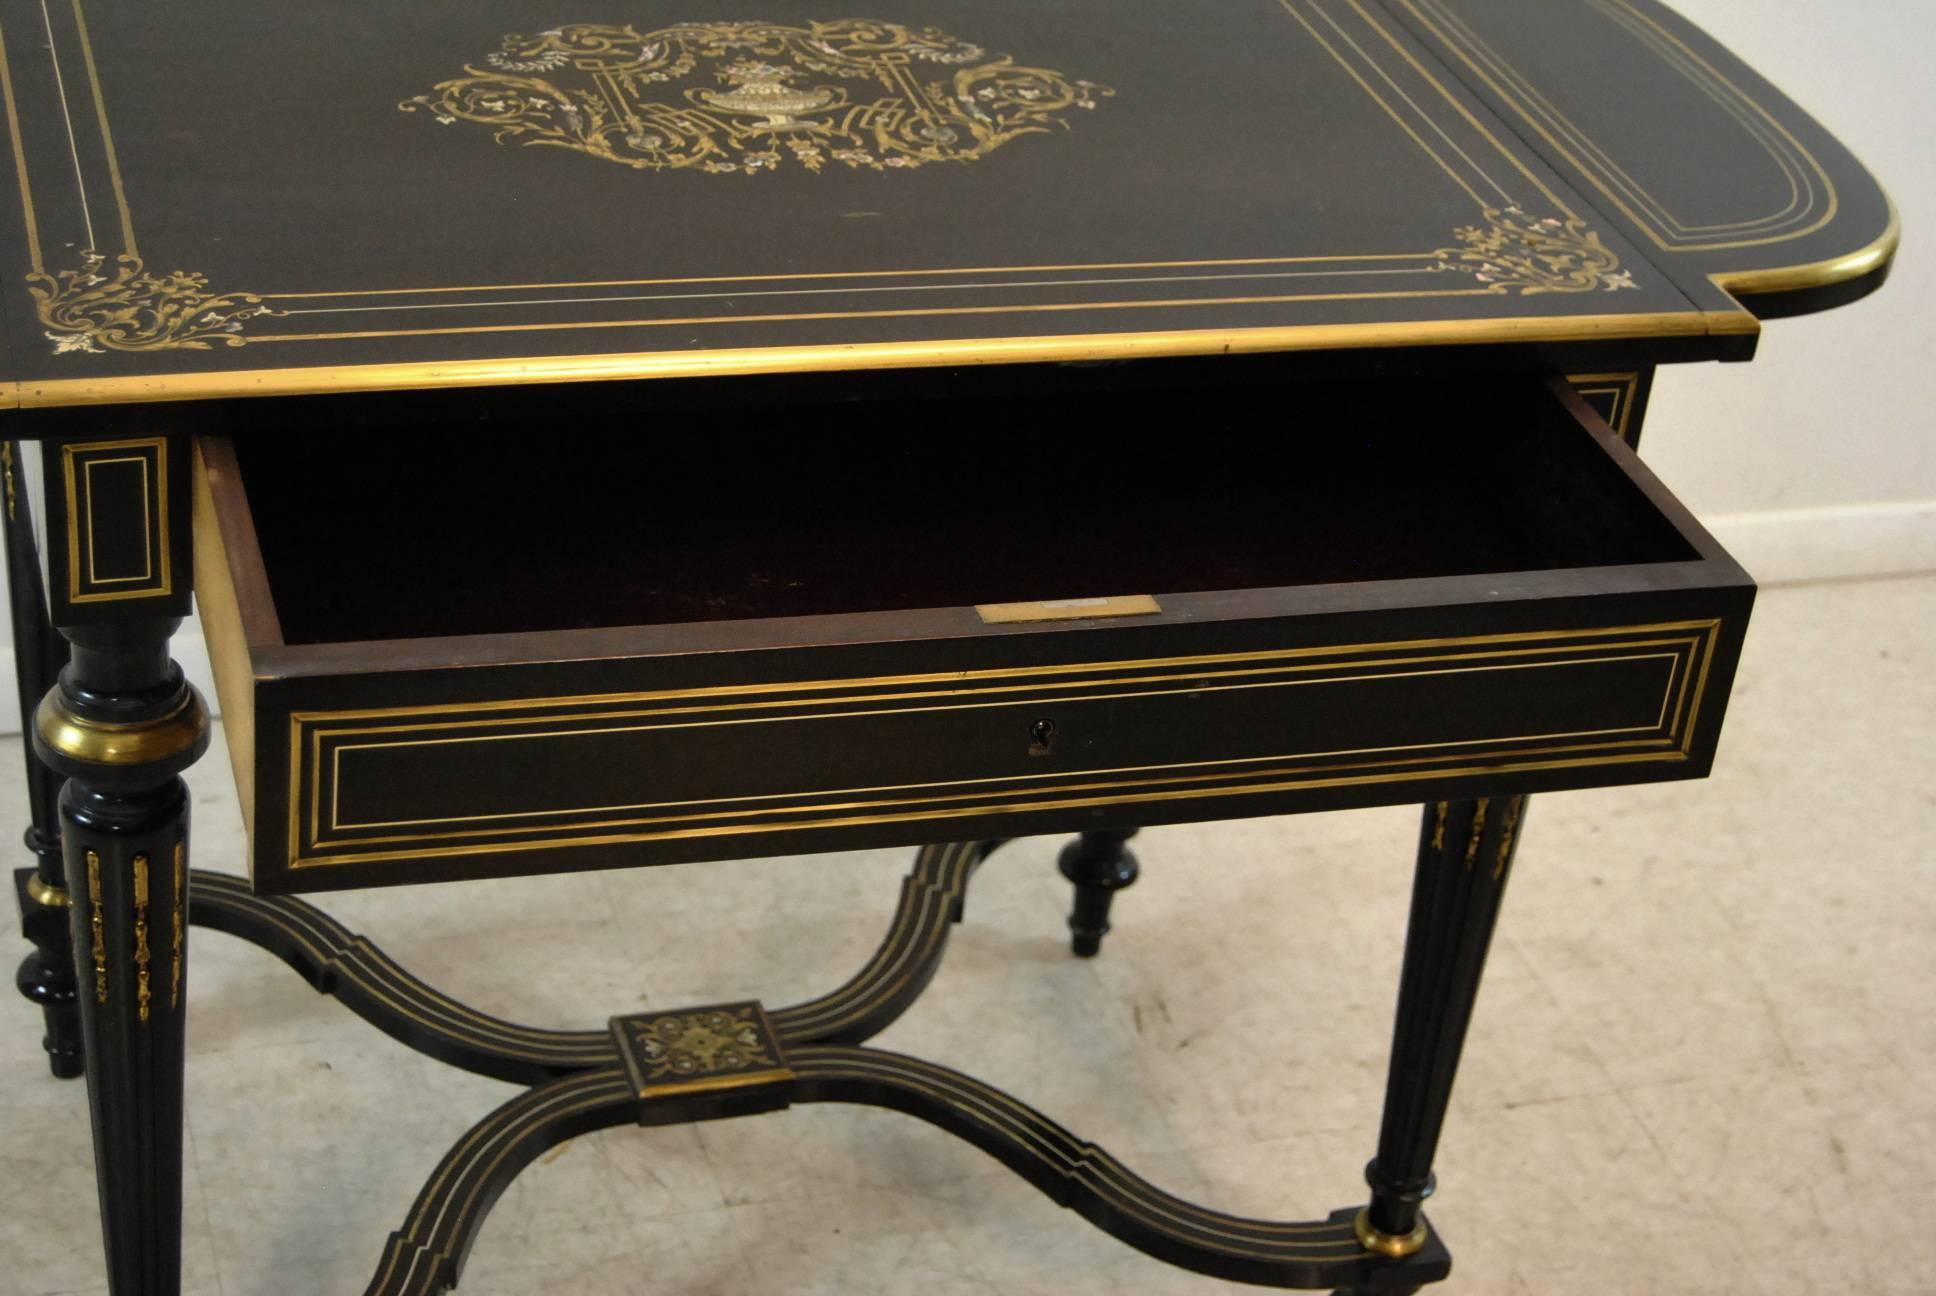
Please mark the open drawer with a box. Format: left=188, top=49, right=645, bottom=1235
left=194, top=376, right=1753, bottom=894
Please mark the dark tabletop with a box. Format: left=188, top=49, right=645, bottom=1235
left=0, top=0, right=1894, bottom=408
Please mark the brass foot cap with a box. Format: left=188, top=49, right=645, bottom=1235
left=1354, top=1208, right=1429, bottom=1258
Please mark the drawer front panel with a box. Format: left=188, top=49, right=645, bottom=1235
left=282, top=620, right=1721, bottom=875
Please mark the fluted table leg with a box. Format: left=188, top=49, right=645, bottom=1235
left=1351, top=797, right=1528, bottom=1284
left=37, top=617, right=209, bottom=1296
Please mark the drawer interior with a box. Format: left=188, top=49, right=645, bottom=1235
left=229, top=378, right=1698, bottom=647
left=196, top=373, right=1751, bottom=893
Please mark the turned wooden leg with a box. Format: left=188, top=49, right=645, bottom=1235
left=1353, top=796, right=1527, bottom=1277
left=37, top=617, right=208, bottom=1296
left=14, top=830, right=81, bottom=1079
left=1058, top=827, right=1139, bottom=957
left=7, top=439, right=82, bottom=1078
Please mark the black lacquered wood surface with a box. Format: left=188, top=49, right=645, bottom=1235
left=0, top=0, right=1892, bottom=410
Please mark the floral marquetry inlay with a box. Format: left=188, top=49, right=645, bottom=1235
left=402, top=20, right=1113, bottom=175
left=1435, top=206, right=1639, bottom=294
left=611, top=1001, right=793, bottom=1101
left=29, top=251, right=282, bottom=354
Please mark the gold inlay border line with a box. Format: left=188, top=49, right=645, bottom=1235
left=311, top=644, right=1695, bottom=842
left=1393, top=0, right=1898, bottom=307
left=81, top=455, right=150, bottom=584
left=1709, top=198, right=1900, bottom=300
left=1566, top=370, right=1640, bottom=443
left=1399, top=0, right=1837, bottom=251
left=58, top=435, right=170, bottom=603
left=280, top=621, right=1721, bottom=871
left=0, top=0, right=1758, bottom=399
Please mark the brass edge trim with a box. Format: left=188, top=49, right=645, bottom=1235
left=1709, top=196, right=1901, bottom=300
left=977, top=594, right=1161, bottom=624
left=7, top=311, right=1732, bottom=410
left=1398, top=0, right=1838, bottom=253
left=1354, top=1209, right=1428, bottom=1258
left=24, top=873, right=69, bottom=907
left=635, top=1067, right=797, bottom=1103
left=36, top=686, right=209, bottom=767
left=191, top=438, right=262, bottom=846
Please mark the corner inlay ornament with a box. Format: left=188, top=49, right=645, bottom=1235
left=403, top=20, right=1112, bottom=175
left=28, top=251, right=281, bottom=354
left=610, top=1001, right=793, bottom=1101
left=1435, top=206, right=1638, bottom=294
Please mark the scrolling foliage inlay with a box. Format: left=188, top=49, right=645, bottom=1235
left=402, top=20, right=1113, bottom=174
left=29, top=252, right=282, bottom=354
left=1436, top=206, right=1638, bottom=294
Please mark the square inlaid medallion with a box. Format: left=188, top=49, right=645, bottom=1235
left=610, top=1001, right=793, bottom=1102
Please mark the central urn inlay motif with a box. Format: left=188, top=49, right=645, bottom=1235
left=403, top=19, right=1113, bottom=175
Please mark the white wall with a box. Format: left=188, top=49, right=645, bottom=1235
left=1644, top=0, right=1936, bottom=580
left=2, top=2, right=1929, bottom=734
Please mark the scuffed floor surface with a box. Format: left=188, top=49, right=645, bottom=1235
left=2, top=575, right=1931, bottom=1295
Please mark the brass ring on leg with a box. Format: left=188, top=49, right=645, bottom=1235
left=35, top=688, right=209, bottom=768
left=1354, top=1209, right=1429, bottom=1258
left=25, top=873, right=70, bottom=908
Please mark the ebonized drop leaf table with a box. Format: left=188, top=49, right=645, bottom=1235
left=0, top=1, right=1894, bottom=1292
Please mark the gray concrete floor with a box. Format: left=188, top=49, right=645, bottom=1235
left=3, top=574, right=1932, bottom=1295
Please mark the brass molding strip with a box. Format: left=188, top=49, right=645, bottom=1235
left=1710, top=198, right=1901, bottom=300
left=36, top=687, right=209, bottom=767
left=5, top=310, right=1742, bottom=409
